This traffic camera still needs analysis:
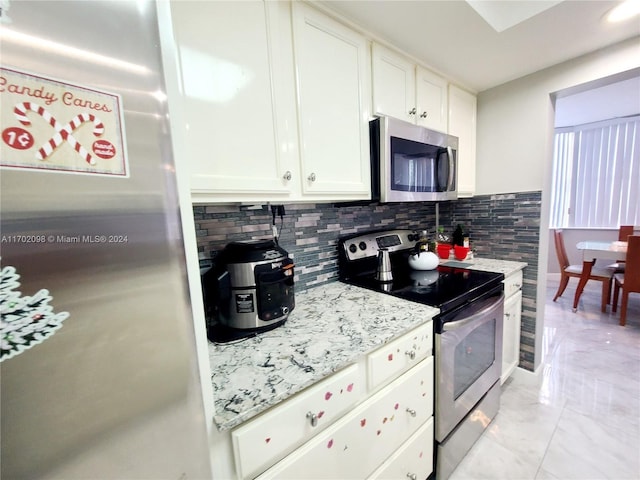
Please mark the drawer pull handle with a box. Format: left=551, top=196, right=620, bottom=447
left=406, top=408, right=417, bottom=417
left=420, top=111, right=428, bottom=118
left=308, top=173, right=316, bottom=182
left=283, top=171, right=292, bottom=181
left=407, top=474, right=417, bottom=480
left=408, top=108, right=417, bottom=115
left=306, top=411, right=318, bottom=427
left=405, top=350, right=416, bottom=360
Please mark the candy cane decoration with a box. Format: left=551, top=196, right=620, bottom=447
left=42, top=113, right=105, bottom=165
left=13, top=102, right=104, bottom=165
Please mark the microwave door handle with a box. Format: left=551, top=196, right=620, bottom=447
left=447, top=147, right=455, bottom=191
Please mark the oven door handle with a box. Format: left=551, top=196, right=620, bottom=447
left=442, top=293, right=504, bottom=332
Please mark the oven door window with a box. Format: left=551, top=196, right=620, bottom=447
left=391, top=137, right=451, bottom=192
left=453, top=319, right=496, bottom=399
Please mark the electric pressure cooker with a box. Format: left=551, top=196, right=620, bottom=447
left=202, top=239, right=295, bottom=339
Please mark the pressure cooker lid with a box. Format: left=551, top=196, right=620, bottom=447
left=222, top=239, right=288, bottom=263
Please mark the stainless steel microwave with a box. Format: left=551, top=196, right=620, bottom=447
left=370, top=116, right=458, bottom=202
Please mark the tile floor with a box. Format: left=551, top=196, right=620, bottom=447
left=450, top=276, right=640, bottom=480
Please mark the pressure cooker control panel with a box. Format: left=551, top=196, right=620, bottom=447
left=343, top=229, right=419, bottom=261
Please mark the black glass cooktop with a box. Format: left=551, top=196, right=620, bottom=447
left=344, top=265, right=504, bottom=314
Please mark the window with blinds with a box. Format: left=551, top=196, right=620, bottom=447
left=550, top=115, right=640, bottom=228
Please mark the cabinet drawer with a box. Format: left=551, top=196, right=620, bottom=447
left=368, top=416, right=434, bottom=480
left=257, top=357, right=434, bottom=480
left=232, top=364, right=361, bottom=479
left=368, top=321, right=432, bottom=390
left=503, top=270, right=523, bottom=299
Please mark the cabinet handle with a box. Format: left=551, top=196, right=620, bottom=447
left=408, top=108, right=417, bottom=115
left=420, top=111, right=428, bottom=118
left=283, top=171, right=292, bottom=181
left=505, top=312, right=511, bottom=318
left=515, top=283, right=522, bottom=288
left=406, top=408, right=416, bottom=417
left=405, top=350, right=416, bottom=360
left=308, top=173, right=316, bottom=182
left=306, top=411, right=318, bottom=427
left=407, top=474, right=417, bottom=480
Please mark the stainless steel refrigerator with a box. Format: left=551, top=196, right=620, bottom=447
left=1, top=1, right=212, bottom=478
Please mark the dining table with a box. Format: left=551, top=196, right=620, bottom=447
left=573, top=240, right=628, bottom=312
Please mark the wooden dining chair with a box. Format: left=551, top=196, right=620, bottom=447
left=619, top=225, right=635, bottom=241
left=612, top=235, right=640, bottom=326
left=610, top=225, right=635, bottom=272
left=552, top=229, right=615, bottom=312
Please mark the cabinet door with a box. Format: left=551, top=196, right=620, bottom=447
left=501, top=290, right=522, bottom=384
left=416, top=66, right=448, bottom=132
left=167, top=1, right=297, bottom=201
left=448, top=85, right=477, bottom=197
left=292, top=3, right=371, bottom=198
left=257, top=357, right=434, bottom=480
left=368, top=417, right=434, bottom=480
left=371, top=43, right=416, bottom=123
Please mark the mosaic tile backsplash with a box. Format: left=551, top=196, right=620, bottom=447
left=193, top=191, right=541, bottom=371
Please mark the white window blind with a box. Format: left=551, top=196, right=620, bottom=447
left=550, top=116, right=640, bottom=228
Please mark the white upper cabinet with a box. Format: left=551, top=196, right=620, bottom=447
left=416, top=66, right=448, bottom=133
left=164, top=1, right=299, bottom=203
left=371, top=44, right=416, bottom=123
left=448, top=84, right=477, bottom=197
left=163, top=1, right=372, bottom=202
left=372, top=43, right=448, bottom=133
left=291, top=3, right=372, bottom=198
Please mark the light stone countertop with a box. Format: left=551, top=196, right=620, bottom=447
left=208, top=282, right=439, bottom=431
left=207, top=257, right=526, bottom=431
left=440, top=257, right=527, bottom=276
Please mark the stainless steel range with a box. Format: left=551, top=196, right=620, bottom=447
left=338, top=228, right=504, bottom=480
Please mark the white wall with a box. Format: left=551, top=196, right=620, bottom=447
left=475, top=36, right=640, bottom=372
left=476, top=37, right=640, bottom=196
left=554, top=75, right=640, bottom=127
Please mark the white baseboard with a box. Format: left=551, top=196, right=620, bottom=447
left=510, top=364, right=544, bottom=386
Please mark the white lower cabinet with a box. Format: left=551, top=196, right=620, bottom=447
left=501, top=270, right=523, bottom=384
left=368, top=321, right=432, bottom=390
left=232, top=364, right=362, bottom=480
left=256, top=357, right=434, bottom=480
left=368, top=417, right=434, bottom=480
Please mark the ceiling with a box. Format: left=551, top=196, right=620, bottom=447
left=317, top=0, right=640, bottom=93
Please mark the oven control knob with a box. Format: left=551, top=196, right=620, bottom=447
left=408, top=233, right=415, bottom=241
left=358, top=241, right=367, bottom=251
left=348, top=243, right=357, bottom=254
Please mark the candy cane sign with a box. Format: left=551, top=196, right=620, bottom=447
left=13, top=101, right=104, bottom=165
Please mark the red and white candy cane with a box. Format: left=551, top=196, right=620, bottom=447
left=13, top=102, right=104, bottom=165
